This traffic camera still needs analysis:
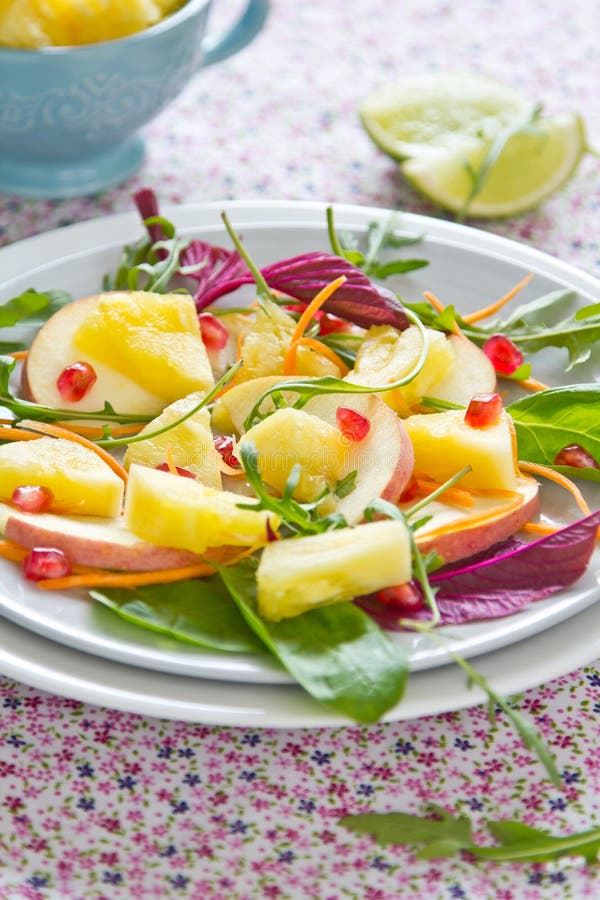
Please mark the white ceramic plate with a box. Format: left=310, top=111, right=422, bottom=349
left=0, top=200, right=598, bottom=694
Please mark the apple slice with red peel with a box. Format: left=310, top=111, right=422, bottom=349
left=22, top=295, right=164, bottom=417
left=0, top=503, right=204, bottom=571
left=303, top=392, right=414, bottom=524
left=427, top=333, right=496, bottom=406
left=406, top=474, right=540, bottom=564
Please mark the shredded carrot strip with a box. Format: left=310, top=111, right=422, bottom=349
left=422, top=291, right=463, bottom=337
left=518, top=460, right=591, bottom=517
left=165, top=444, right=178, bottom=476
left=57, top=422, right=144, bottom=438
left=0, top=540, right=29, bottom=563
left=462, top=273, right=534, bottom=324
left=0, top=427, right=41, bottom=442
left=17, top=419, right=129, bottom=485
left=283, top=276, right=347, bottom=374
left=515, top=376, right=550, bottom=393
left=9, top=350, right=28, bottom=360
left=414, top=478, right=475, bottom=509
left=36, top=562, right=216, bottom=591
left=297, top=336, right=349, bottom=375
left=521, top=521, right=560, bottom=535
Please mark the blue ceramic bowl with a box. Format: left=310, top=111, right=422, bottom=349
left=0, top=0, right=268, bottom=198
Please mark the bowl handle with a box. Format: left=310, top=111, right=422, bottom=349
left=200, top=0, right=269, bottom=67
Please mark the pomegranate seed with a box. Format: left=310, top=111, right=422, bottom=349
left=319, top=313, right=349, bottom=335
left=199, top=313, right=229, bottom=351
left=23, top=547, right=71, bottom=581
left=553, top=444, right=600, bottom=469
left=56, top=361, right=97, bottom=402
left=336, top=406, right=371, bottom=442
left=399, top=476, right=420, bottom=503
left=377, top=582, right=425, bottom=612
left=213, top=434, right=240, bottom=468
left=155, top=462, right=196, bottom=479
left=464, top=392, right=503, bottom=428
left=11, top=485, right=54, bottom=513
left=482, top=333, right=523, bottom=375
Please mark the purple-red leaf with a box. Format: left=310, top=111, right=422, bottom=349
left=357, top=511, right=600, bottom=629
left=197, top=251, right=410, bottom=331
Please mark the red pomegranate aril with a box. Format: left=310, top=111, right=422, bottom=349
left=464, top=392, right=503, bottom=428
left=23, top=547, right=71, bottom=581
left=213, top=434, right=240, bottom=468
left=482, top=333, right=523, bottom=375
left=155, top=462, right=196, bottom=479
left=11, top=484, right=54, bottom=513
left=56, top=361, right=97, bottom=402
left=199, top=313, right=229, bottom=351
left=336, top=406, right=371, bottom=442
left=377, top=582, right=425, bottom=612
left=554, top=444, right=600, bottom=470
left=318, top=313, right=349, bottom=335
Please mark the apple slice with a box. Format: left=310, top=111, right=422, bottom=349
left=407, top=474, right=540, bottom=564
left=0, top=503, right=203, bottom=571
left=427, top=333, right=497, bottom=406
left=0, top=436, right=124, bottom=517
left=303, top=392, right=414, bottom=523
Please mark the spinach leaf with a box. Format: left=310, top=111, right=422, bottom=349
left=91, top=577, right=264, bottom=654
left=508, top=384, right=600, bottom=481
left=217, top=557, right=408, bottom=724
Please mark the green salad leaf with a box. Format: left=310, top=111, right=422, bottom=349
left=91, top=577, right=264, bottom=654
left=216, top=557, right=409, bottom=724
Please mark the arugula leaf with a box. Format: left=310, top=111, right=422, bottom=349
left=91, top=577, right=264, bottom=654
left=339, top=805, right=474, bottom=858
left=327, top=209, right=428, bottom=278
left=216, top=557, right=409, bottom=723
left=508, top=384, right=600, bottom=481
left=340, top=806, right=600, bottom=864
left=0, top=289, right=53, bottom=326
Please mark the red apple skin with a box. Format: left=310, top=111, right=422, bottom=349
left=1, top=506, right=203, bottom=572
left=413, top=476, right=540, bottom=564
left=304, top=392, right=415, bottom=523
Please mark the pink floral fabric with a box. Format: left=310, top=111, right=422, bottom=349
left=0, top=0, right=599, bottom=897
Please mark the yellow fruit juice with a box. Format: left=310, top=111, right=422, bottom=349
left=0, top=0, right=185, bottom=48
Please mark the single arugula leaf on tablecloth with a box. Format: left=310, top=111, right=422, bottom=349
left=339, top=806, right=600, bottom=864
left=91, top=577, right=264, bottom=654
left=216, top=556, right=409, bottom=724
left=508, top=384, right=600, bottom=481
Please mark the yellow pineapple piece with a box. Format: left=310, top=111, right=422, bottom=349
left=0, top=437, right=124, bottom=517
left=404, top=409, right=519, bottom=491
left=0, top=0, right=183, bottom=49
left=73, top=291, right=214, bottom=405
left=238, top=300, right=340, bottom=382
left=124, top=392, right=222, bottom=490
left=238, top=407, right=343, bottom=501
left=211, top=375, right=300, bottom=435
left=124, top=464, right=278, bottom=554
left=347, top=325, right=455, bottom=415
left=257, top=519, right=412, bottom=621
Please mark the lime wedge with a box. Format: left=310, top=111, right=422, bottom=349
left=360, top=72, right=531, bottom=160
left=401, top=112, right=586, bottom=218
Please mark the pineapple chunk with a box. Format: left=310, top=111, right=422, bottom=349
left=124, top=464, right=277, bottom=553
left=0, top=437, right=124, bottom=517
left=405, top=409, right=519, bottom=491
left=238, top=407, right=343, bottom=501
left=73, top=291, right=214, bottom=404
left=211, top=375, right=299, bottom=435
left=238, top=299, right=340, bottom=382
left=257, top=519, right=412, bottom=621
left=124, top=392, right=222, bottom=489
left=347, top=325, right=455, bottom=415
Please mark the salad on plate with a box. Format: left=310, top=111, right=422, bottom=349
left=0, top=189, right=598, bottom=735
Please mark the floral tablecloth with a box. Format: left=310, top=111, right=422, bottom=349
left=1, top=0, right=600, bottom=897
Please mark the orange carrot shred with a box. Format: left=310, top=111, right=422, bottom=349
left=165, top=444, right=178, bottom=476
left=17, top=419, right=129, bottom=485
left=36, top=562, right=216, bottom=591
left=521, top=521, right=560, bottom=536
left=414, top=478, right=475, bottom=508
left=9, top=350, right=29, bottom=360
left=518, top=460, right=591, bottom=516
left=463, top=273, right=534, bottom=324
left=422, top=291, right=463, bottom=337
left=297, top=336, right=349, bottom=375
left=0, top=427, right=42, bottom=442
left=283, top=276, right=347, bottom=374
left=57, top=422, right=144, bottom=438
left=514, top=376, right=550, bottom=393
